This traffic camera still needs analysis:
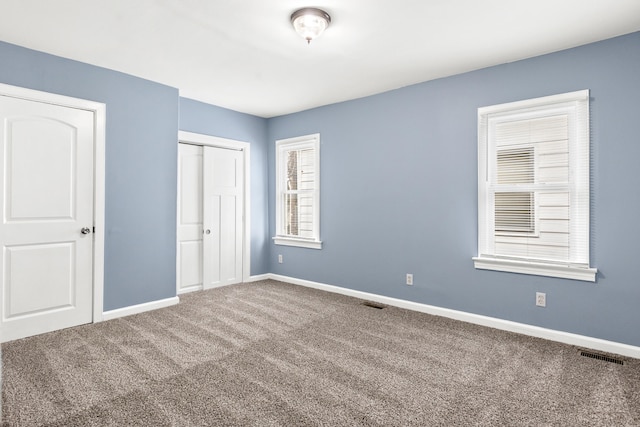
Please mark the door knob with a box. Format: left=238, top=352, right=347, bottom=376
left=81, top=227, right=91, bottom=235
left=204, top=229, right=211, bottom=235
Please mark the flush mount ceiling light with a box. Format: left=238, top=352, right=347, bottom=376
left=290, top=7, right=331, bottom=44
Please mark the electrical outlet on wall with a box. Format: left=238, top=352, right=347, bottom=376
left=536, top=292, right=546, bottom=307
left=278, top=254, right=283, bottom=264
left=406, top=273, right=413, bottom=286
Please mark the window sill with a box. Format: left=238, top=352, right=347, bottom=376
left=273, top=236, right=322, bottom=250
left=473, top=256, right=597, bottom=282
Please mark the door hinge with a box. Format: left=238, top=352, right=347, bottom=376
left=93, top=226, right=96, bottom=233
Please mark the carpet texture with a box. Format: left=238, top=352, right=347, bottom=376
left=2, top=280, right=639, bottom=426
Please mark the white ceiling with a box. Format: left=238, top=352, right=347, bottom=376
left=1, top=1, right=640, bottom=118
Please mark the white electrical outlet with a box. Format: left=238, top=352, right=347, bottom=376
left=406, top=273, right=413, bottom=286
left=278, top=254, right=283, bottom=264
left=536, top=292, right=546, bottom=307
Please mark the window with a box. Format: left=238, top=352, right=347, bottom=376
left=274, top=134, right=321, bottom=249
left=474, top=90, right=596, bottom=281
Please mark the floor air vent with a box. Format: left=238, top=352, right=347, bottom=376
left=362, top=301, right=386, bottom=309
left=580, top=350, right=624, bottom=365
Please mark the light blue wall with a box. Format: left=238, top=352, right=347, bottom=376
left=179, top=98, right=269, bottom=275
left=0, top=41, right=179, bottom=311
left=267, top=32, right=640, bottom=347
left=0, top=42, right=271, bottom=311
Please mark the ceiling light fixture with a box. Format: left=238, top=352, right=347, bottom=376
left=290, top=8, right=331, bottom=44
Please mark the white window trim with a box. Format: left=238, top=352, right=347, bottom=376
left=474, top=90, right=597, bottom=282
left=273, top=236, right=322, bottom=250
left=273, top=133, right=322, bottom=250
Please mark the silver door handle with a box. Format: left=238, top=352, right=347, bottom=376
left=204, top=229, right=211, bottom=235
left=81, top=227, right=91, bottom=235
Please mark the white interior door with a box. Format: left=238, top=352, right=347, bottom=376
left=177, top=144, right=203, bottom=294
left=0, top=95, right=95, bottom=342
left=177, top=143, right=244, bottom=293
left=203, top=146, right=243, bottom=289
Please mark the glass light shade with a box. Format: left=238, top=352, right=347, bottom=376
left=291, top=8, right=331, bottom=43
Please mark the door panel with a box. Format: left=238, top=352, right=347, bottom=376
left=177, top=144, right=204, bottom=293
left=5, top=242, right=75, bottom=318
left=7, top=118, right=75, bottom=220
left=203, top=147, right=243, bottom=289
left=220, top=195, right=239, bottom=282
left=179, top=240, right=202, bottom=289
left=0, top=96, right=94, bottom=342
left=203, top=195, right=221, bottom=287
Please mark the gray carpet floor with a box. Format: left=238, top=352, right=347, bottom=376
left=2, top=280, right=639, bottom=426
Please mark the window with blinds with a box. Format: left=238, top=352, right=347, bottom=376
left=274, top=134, right=321, bottom=249
left=474, top=90, right=596, bottom=281
left=495, top=147, right=535, bottom=234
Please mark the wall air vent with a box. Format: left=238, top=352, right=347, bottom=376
left=362, top=301, right=386, bottom=309
left=579, top=350, right=624, bottom=365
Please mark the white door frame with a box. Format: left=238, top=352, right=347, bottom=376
left=0, top=83, right=106, bottom=323
left=177, top=131, right=251, bottom=290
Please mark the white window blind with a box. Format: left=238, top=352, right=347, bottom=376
left=474, top=90, right=596, bottom=281
left=274, top=134, right=321, bottom=249
left=495, top=147, right=535, bottom=234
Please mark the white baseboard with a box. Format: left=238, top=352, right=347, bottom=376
left=269, top=274, right=640, bottom=360
left=247, top=274, right=271, bottom=282
left=101, top=296, right=180, bottom=322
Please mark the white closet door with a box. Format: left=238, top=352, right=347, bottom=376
left=177, top=144, right=244, bottom=293
left=177, top=144, right=203, bottom=294
left=203, top=147, right=243, bottom=289
left=0, top=95, right=94, bottom=342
